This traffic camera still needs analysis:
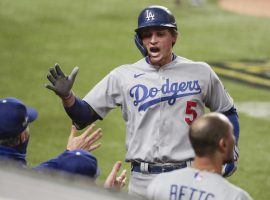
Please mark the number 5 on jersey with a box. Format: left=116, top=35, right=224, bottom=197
left=185, top=101, right=197, bottom=125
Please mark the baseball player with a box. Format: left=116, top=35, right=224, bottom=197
left=45, top=5, right=240, bottom=198
left=0, top=97, right=101, bottom=174
left=147, top=113, right=252, bottom=200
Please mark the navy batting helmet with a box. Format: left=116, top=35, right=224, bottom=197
left=134, top=5, right=178, bottom=56
left=135, top=5, right=177, bottom=33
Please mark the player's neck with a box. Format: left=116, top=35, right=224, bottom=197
left=192, top=155, right=223, bottom=175
left=147, top=53, right=175, bottom=68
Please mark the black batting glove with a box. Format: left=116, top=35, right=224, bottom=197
left=45, top=63, right=79, bottom=98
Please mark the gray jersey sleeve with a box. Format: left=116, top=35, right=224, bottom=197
left=204, top=64, right=233, bottom=112
left=83, top=69, right=122, bottom=118
left=235, top=190, right=253, bottom=200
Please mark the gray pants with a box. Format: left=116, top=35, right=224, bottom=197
left=128, top=171, right=158, bottom=199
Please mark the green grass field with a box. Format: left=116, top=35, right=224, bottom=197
left=0, top=0, right=270, bottom=199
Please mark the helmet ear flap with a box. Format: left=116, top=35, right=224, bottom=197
left=134, top=34, right=148, bottom=57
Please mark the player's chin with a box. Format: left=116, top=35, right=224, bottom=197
left=149, top=55, right=163, bottom=66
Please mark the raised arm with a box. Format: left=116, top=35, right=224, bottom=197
left=67, top=124, right=102, bottom=152
left=45, top=63, right=79, bottom=104
left=104, top=161, right=126, bottom=191
left=45, top=64, right=101, bottom=129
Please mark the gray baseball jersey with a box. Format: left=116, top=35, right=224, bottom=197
left=147, top=167, right=253, bottom=200
left=83, top=56, right=233, bottom=162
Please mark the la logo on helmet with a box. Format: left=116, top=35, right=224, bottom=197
left=146, top=10, right=155, bottom=21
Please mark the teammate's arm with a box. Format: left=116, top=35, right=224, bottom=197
left=67, top=124, right=102, bottom=151
left=104, top=161, right=126, bottom=191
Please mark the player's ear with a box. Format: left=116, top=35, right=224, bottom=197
left=218, top=138, right=227, bottom=154
left=20, top=127, right=30, bottom=143
left=171, top=31, right=178, bottom=47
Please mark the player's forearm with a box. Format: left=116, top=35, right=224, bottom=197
left=61, top=91, right=76, bottom=107
left=64, top=97, right=101, bottom=130
left=222, top=106, right=240, bottom=177
left=222, top=106, right=239, bottom=144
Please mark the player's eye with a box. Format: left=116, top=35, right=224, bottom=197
left=156, top=31, right=166, bottom=37
left=141, top=31, right=152, bottom=39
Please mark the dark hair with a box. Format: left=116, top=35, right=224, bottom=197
left=0, top=134, right=21, bottom=147
left=168, top=28, right=178, bottom=36
left=189, top=113, right=230, bottom=157
left=168, top=28, right=178, bottom=46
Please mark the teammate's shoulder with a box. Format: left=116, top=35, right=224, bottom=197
left=220, top=178, right=252, bottom=199
left=234, top=189, right=253, bottom=200
left=157, top=167, right=192, bottom=179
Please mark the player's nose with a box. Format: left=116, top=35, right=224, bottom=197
left=150, top=34, right=158, bottom=44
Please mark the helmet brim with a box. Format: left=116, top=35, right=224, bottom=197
left=135, top=24, right=177, bottom=33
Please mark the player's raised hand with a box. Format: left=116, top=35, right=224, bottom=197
left=45, top=63, right=79, bottom=98
left=104, top=161, right=127, bottom=191
left=67, top=124, right=102, bottom=152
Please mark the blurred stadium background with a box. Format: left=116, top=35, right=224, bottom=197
left=0, top=0, right=270, bottom=199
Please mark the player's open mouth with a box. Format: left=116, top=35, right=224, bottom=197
left=149, top=47, right=160, bottom=53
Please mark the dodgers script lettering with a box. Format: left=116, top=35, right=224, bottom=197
left=129, top=79, right=201, bottom=111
